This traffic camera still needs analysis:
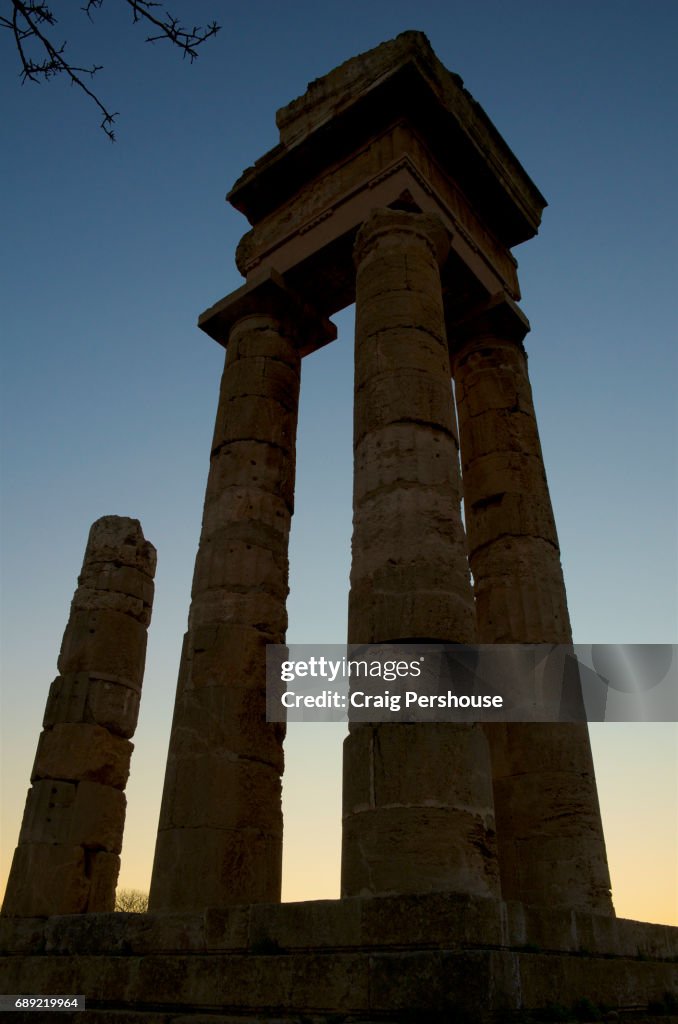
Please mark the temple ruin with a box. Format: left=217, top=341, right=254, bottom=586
left=1, top=30, right=676, bottom=1023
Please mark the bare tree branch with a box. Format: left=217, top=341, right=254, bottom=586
left=1, top=0, right=220, bottom=139
left=114, top=888, right=149, bottom=913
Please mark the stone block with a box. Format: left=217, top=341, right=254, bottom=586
left=201, top=486, right=291, bottom=540
left=203, top=905, right=251, bottom=950
left=167, top=684, right=284, bottom=771
left=86, top=851, right=120, bottom=911
left=248, top=897, right=362, bottom=950
left=354, top=424, right=459, bottom=501
left=467, top=488, right=557, bottom=553
left=32, top=723, right=133, bottom=789
left=83, top=515, right=157, bottom=576
left=43, top=673, right=88, bottom=727
left=354, top=370, right=454, bottom=443
left=43, top=911, right=206, bottom=955
left=69, top=780, right=126, bottom=852
left=221, top=356, right=300, bottom=411
left=572, top=908, right=620, bottom=955
left=183, top=623, right=275, bottom=690
left=18, top=780, right=76, bottom=844
left=348, top=581, right=476, bottom=645
left=460, top=364, right=533, bottom=418
left=506, top=901, right=579, bottom=952
left=350, top=485, right=466, bottom=572
left=496, top=722, right=597, bottom=777
left=86, top=677, right=141, bottom=737
left=368, top=950, right=501, bottom=1015
left=122, top=913, right=208, bottom=954
left=159, top=753, right=281, bottom=832
left=360, top=892, right=504, bottom=948
left=517, top=951, right=678, bottom=1011
left=493, top=770, right=603, bottom=840
left=1, top=843, right=88, bottom=917
left=188, top=589, right=288, bottom=636
left=342, top=804, right=499, bottom=899
left=0, top=916, right=46, bottom=953
left=511, top=834, right=613, bottom=911
left=78, top=563, right=155, bottom=604
left=57, top=608, right=148, bottom=685
left=615, top=916, right=678, bottom=959
left=368, top=723, right=495, bottom=810
left=206, top=441, right=296, bottom=511
left=44, top=912, right=129, bottom=953
left=212, top=394, right=297, bottom=452
left=462, top=450, right=548, bottom=507
left=70, top=585, right=150, bottom=626
left=193, top=534, right=288, bottom=599
left=228, top=319, right=301, bottom=368
left=150, top=826, right=282, bottom=910
left=356, top=293, right=446, bottom=345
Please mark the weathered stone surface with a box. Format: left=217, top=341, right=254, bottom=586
left=1, top=893, right=676, bottom=1021
left=86, top=851, right=121, bottom=912
left=180, top=622, right=277, bottom=688
left=42, top=911, right=208, bottom=955
left=32, top=724, right=133, bottom=789
left=151, top=827, right=283, bottom=912
left=201, top=485, right=292, bottom=540
left=206, top=440, right=296, bottom=512
left=1, top=843, right=89, bottom=917
left=451, top=321, right=613, bottom=913
left=0, top=915, right=46, bottom=954
left=43, top=672, right=89, bottom=726
left=343, top=208, right=496, bottom=900
left=158, top=754, right=282, bottom=832
left=82, top=515, right=157, bottom=574
left=188, top=589, right=288, bottom=637
left=2, top=516, right=155, bottom=919
left=70, top=782, right=127, bottom=852
left=354, top=423, right=461, bottom=502
left=165, top=684, right=284, bottom=771
left=150, top=288, right=313, bottom=912
left=342, top=728, right=500, bottom=899
left=86, top=679, right=141, bottom=738
left=0, top=942, right=676, bottom=1020
left=348, top=208, right=475, bottom=648
left=58, top=608, right=148, bottom=684
left=18, top=780, right=76, bottom=845
left=43, top=673, right=141, bottom=733
left=192, top=532, right=288, bottom=599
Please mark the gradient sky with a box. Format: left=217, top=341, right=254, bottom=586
left=1, top=1, right=676, bottom=925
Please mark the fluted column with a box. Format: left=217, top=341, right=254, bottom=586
left=149, top=276, right=333, bottom=912
left=341, top=208, right=499, bottom=899
left=2, top=516, right=156, bottom=917
left=450, top=295, right=613, bottom=913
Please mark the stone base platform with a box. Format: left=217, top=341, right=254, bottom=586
left=1, top=894, right=677, bottom=1022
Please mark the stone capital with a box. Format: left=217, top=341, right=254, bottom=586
left=353, top=208, right=450, bottom=269
left=198, top=269, right=337, bottom=357
left=447, top=292, right=530, bottom=355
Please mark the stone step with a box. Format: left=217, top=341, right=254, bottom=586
left=8, top=1011, right=678, bottom=1024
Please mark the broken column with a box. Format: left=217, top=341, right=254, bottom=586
left=342, top=208, right=499, bottom=899
left=450, top=296, right=613, bottom=913
left=149, top=275, right=335, bottom=912
left=1, top=516, right=156, bottom=917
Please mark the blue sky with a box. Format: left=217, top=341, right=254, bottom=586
left=1, top=1, right=676, bottom=921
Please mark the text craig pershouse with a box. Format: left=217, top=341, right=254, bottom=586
left=264, top=644, right=677, bottom=723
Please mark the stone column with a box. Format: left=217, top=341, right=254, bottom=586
left=1, top=516, right=156, bottom=917
left=449, top=295, right=613, bottom=913
left=341, top=208, right=499, bottom=899
left=149, top=276, right=334, bottom=912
